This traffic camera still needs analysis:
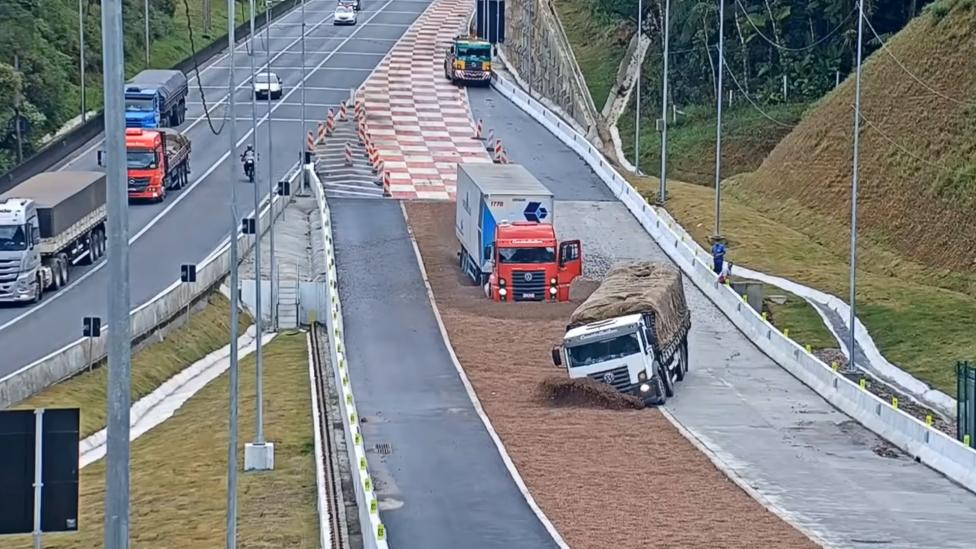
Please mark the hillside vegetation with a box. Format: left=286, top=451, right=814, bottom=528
left=0, top=0, right=256, bottom=174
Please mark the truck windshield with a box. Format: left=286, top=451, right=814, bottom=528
left=0, top=225, right=28, bottom=251
left=498, top=247, right=555, bottom=264
left=127, top=149, right=157, bottom=169
left=566, top=333, right=641, bottom=368
left=125, top=98, right=154, bottom=112
left=457, top=44, right=490, bottom=62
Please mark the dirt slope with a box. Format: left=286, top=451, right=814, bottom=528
left=739, top=1, right=976, bottom=272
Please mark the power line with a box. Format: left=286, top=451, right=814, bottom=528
left=734, top=0, right=856, bottom=52
left=854, top=107, right=949, bottom=171
left=720, top=54, right=795, bottom=128
left=861, top=14, right=976, bottom=106
left=181, top=0, right=227, bottom=135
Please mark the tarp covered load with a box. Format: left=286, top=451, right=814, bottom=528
left=569, top=262, right=690, bottom=352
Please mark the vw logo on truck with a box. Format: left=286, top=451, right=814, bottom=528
left=524, top=273, right=533, bottom=282
left=603, top=372, right=615, bottom=384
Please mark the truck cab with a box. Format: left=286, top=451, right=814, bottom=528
left=125, top=87, right=163, bottom=128
left=487, top=222, right=581, bottom=302
left=444, top=36, right=492, bottom=85
left=0, top=200, right=42, bottom=303
left=556, top=314, right=669, bottom=403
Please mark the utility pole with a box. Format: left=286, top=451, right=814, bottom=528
left=144, top=0, right=150, bottom=66
left=79, top=0, right=86, bottom=122
left=847, top=0, right=866, bottom=374
left=13, top=55, right=24, bottom=163
left=301, top=0, right=307, bottom=160
left=713, top=0, right=726, bottom=239
left=204, top=0, right=212, bottom=33
left=658, top=0, right=670, bottom=203
left=266, top=0, right=278, bottom=336
left=225, top=0, right=241, bottom=544
left=634, top=0, right=642, bottom=172
left=100, top=0, right=132, bottom=546
left=527, top=0, right=535, bottom=97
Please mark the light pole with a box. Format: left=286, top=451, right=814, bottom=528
left=301, top=0, right=307, bottom=160
left=144, top=0, right=150, bottom=66
left=713, top=0, right=726, bottom=239
left=266, top=0, right=278, bottom=336
left=634, top=0, right=642, bottom=172
left=247, top=0, right=265, bottom=461
left=79, top=0, right=86, bottom=122
left=847, top=0, right=866, bottom=373
left=658, top=0, right=671, bottom=203
left=100, top=0, right=132, bottom=546
left=224, top=0, right=241, bottom=544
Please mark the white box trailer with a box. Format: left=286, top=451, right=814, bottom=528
left=455, top=163, right=554, bottom=283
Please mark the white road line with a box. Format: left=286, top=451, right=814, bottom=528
left=0, top=0, right=402, bottom=334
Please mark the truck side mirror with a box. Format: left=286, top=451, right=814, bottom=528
left=551, top=347, right=563, bottom=367
left=97, top=150, right=104, bottom=167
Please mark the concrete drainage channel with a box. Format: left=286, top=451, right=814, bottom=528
left=488, top=72, right=976, bottom=494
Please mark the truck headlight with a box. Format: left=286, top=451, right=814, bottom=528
left=498, top=287, right=507, bottom=296
left=549, top=286, right=557, bottom=296
left=549, top=277, right=556, bottom=285
left=640, top=383, right=651, bottom=393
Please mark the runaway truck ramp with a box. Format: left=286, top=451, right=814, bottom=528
left=329, top=197, right=559, bottom=548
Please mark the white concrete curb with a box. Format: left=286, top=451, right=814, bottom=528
left=398, top=203, right=571, bottom=549
left=307, top=330, right=334, bottom=549
left=0, top=166, right=301, bottom=409
left=489, top=72, right=976, bottom=494
left=79, top=327, right=277, bottom=468
left=308, top=165, right=389, bottom=549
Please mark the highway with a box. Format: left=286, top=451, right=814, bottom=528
left=467, top=85, right=976, bottom=548
left=0, top=0, right=431, bottom=374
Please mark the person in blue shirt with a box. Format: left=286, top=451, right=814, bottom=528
left=711, top=240, right=726, bottom=275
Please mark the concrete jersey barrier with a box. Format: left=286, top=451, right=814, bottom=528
left=488, top=72, right=976, bottom=494
left=0, top=168, right=299, bottom=409
left=308, top=165, right=390, bottom=549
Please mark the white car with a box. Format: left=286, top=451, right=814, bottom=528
left=253, top=72, right=283, bottom=99
left=334, top=4, right=357, bottom=25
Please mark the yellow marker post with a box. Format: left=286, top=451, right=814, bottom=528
left=859, top=378, right=866, bottom=390
left=891, top=397, right=898, bottom=409
left=364, top=477, right=372, bottom=491
left=359, top=457, right=367, bottom=470
left=831, top=361, right=839, bottom=372
left=370, top=498, right=378, bottom=514
left=741, top=293, right=748, bottom=302
left=965, top=434, right=971, bottom=447
left=805, top=344, right=812, bottom=354
left=761, top=312, right=768, bottom=321
left=926, top=415, right=933, bottom=427
left=783, top=328, right=790, bottom=338
left=377, top=523, right=386, bottom=540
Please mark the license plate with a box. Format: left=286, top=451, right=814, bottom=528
left=522, top=293, right=535, bottom=298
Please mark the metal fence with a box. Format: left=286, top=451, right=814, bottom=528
left=958, top=361, right=976, bottom=448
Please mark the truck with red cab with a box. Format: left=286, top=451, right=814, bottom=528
left=114, top=128, right=191, bottom=202
left=455, top=163, right=582, bottom=302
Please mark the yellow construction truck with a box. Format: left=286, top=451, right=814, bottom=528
left=443, top=35, right=492, bottom=85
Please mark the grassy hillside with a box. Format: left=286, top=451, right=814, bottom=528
left=740, top=0, right=976, bottom=275
left=553, top=0, right=632, bottom=109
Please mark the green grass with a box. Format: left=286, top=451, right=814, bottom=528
left=762, top=290, right=838, bottom=351
left=14, top=293, right=250, bottom=439
left=0, top=332, right=317, bottom=548
left=626, top=176, right=976, bottom=393
left=552, top=0, right=631, bottom=109
left=617, top=102, right=807, bottom=186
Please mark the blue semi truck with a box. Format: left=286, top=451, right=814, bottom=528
left=124, top=70, right=189, bottom=128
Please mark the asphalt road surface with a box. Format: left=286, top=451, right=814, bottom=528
left=0, top=0, right=432, bottom=374
left=467, top=85, right=976, bottom=548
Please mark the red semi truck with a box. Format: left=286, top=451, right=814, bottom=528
left=455, top=163, right=582, bottom=302
left=120, top=128, right=191, bottom=202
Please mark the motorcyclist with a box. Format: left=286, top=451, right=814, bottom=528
left=241, top=145, right=256, bottom=166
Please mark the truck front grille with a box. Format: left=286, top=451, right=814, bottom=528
left=510, top=270, right=545, bottom=301
left=588, top=365, right=632, bottom=393
left=0, top=259, right=20, bottom=283
left=128, top=177, right=151, bottom=190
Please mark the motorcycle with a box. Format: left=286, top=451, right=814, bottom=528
left=243, top=158, right=255, bottom=183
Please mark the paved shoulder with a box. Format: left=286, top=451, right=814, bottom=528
left=330, top=198, right=558, bottom=548
left=480, top=86, right=976, bottom=548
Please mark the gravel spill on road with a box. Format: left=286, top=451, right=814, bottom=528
left=404, top=201, right=816, bottom=549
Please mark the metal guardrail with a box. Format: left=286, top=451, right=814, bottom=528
left=308, top=165, right=389, bottom=549
left=0, top=0, right=303, bottom=194
left=490, top=72, right=976, bottom=494
left=0, top=167, right=299, bottom=409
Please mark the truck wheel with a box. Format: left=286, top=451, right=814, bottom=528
left=59, top=256, right=70, bottom=287
left=33, top=276, right=43, bottom=304
left=660, top=365, right=675, bottom=398
left=649, top=373, right=668, bottom=406
left=675, top=340, right=689, bottom=381
left=51, top=263, right=62, bottom=291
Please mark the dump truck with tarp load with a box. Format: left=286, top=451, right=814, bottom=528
left=0, top=171, right=107, bottom=304
left=551, top=262, right=691, bottom=404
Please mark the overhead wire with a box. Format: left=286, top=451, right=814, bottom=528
left=181, top=0, right=227, bottom=135
left=733, top=0, right=857, bottom=52
left=719, top=54, right=796, bottom=127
